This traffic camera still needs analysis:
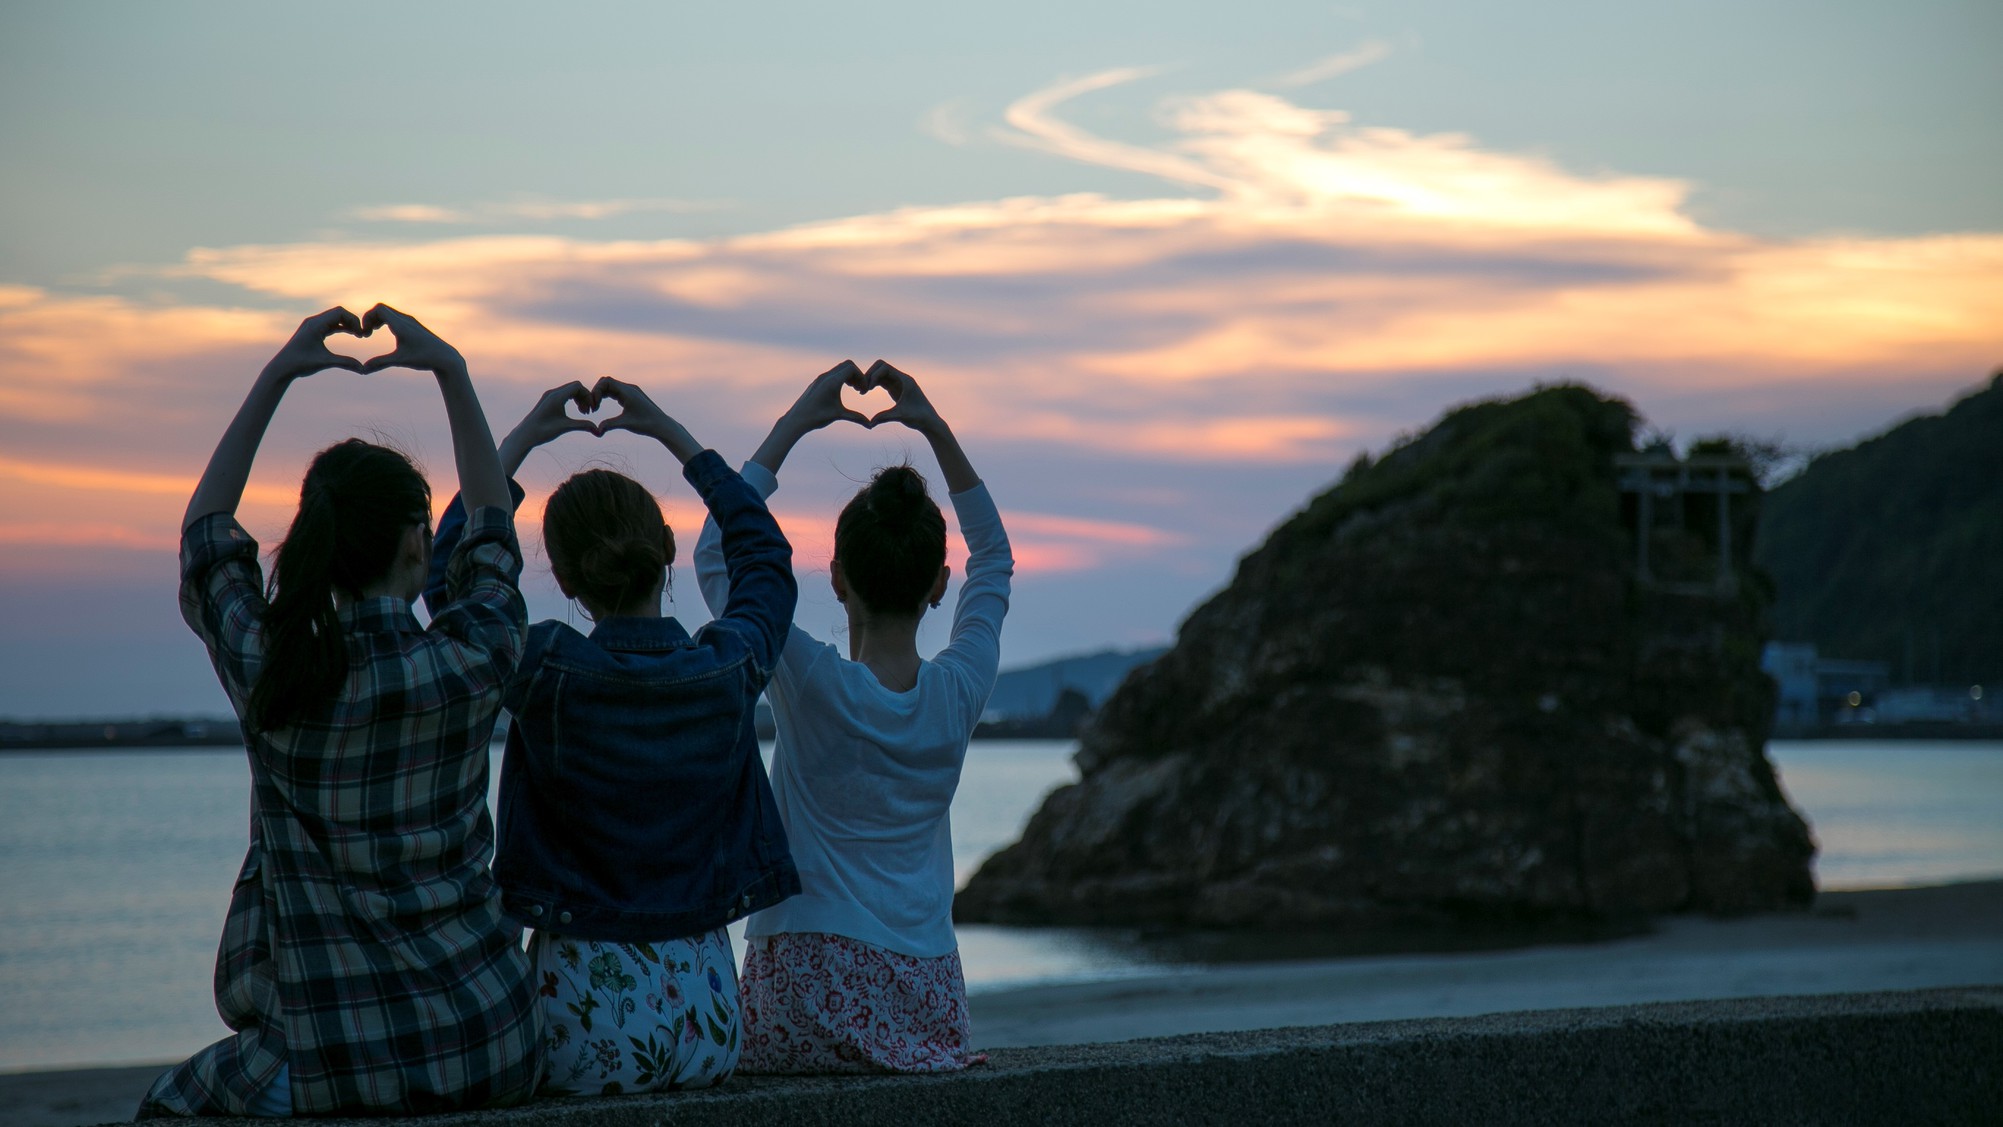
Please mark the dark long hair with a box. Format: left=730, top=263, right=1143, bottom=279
left=833, top=464, right=946, bottom=615
left=543, top=469, right=673, bottom=615
left=248, top=439, right=430, bottom=732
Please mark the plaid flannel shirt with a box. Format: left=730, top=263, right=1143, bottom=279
left=145, top=507, right=544, bottom=1117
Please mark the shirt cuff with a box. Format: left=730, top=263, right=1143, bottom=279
left=461, top=505, right=518, bottom=545
left=735, top=459, right=780, bottom=500
left=179, top=512, right=258, bottom=581
left=680, top=448, right=731, bottom=494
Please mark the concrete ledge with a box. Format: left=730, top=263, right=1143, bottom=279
left=162, top=987, right=2003, bottom=1126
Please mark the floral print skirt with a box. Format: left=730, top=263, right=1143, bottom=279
left=529, top=927, right=740, bottom=1097
left=739, top=931, right=987, bottom=1074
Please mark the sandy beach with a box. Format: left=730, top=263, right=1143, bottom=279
left=6, top=880, right=1998, bottom=1127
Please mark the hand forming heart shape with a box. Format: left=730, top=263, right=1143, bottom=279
left=787, top=358, right=935, bottom=433
left=320, top=324, right=382, bottom=368
left=287, top=308, right=941, bottom=459
left=281, top=304, right=465, bottom=379
left=855, top=359, right=938, bottom=432
left=841, top=379, right=896, bottom=421
left=354, top=304, right=464, bottom=375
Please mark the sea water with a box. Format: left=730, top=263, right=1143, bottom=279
left=0, top=739, right=1998, bottom=1072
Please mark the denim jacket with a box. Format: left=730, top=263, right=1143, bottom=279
left=427, top=450, right=801, bottom=942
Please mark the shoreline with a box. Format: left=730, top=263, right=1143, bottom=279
left=970, top=879, right=2002, bottom=1047
left=10, top=731, right=2003, bottom=752
left=6, top=879, right=1997, bottom=1126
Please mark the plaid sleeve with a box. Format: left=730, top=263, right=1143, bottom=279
left=423, top=480, right=526, bottom=619
left=425, top=505, right=528, bottom=680
left=179, top=513, right=267, bottom=711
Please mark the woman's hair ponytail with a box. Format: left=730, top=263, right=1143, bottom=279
left=833, top=464, right=946, bottom=615
left=248, top=439, right=430, bottom=732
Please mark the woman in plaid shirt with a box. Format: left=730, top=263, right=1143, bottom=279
left=141, top=307, right=544, bottom=1117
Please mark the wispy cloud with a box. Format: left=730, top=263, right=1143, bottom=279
left=994, top=67, right=1240, bottom=193
left=1271, top=40, right=1393, bottom=88
left=349, top=197, right=729, bottom=224
left=990, top=68, right=1696, bottom=234
left=0, top=455, right=300, bottom=562
left=1007, top=512, right=1185, bottom=547
left=0, top=521, right=180, bottom=551
left=920, top=99, right=974, bottom=147
left=0, top=455, right=283, bottom=501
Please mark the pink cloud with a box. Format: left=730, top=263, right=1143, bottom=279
left=1, top=75, right=1997, bottom=624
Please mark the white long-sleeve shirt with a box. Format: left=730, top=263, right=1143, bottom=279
left=693, top=461, right=1013, bottom=958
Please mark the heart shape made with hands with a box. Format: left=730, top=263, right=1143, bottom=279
left=842, top=382, right=896, bottom=421
left=322, top=324, right=395, bottom=368
left=562, top=388, right=622, bottom=434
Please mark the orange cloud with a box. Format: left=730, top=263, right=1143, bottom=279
left=3, top=74, right=1999, bottom=594
left=0, top=521, right=178, bottom=551
left=997, top=511, right=1188, bottom=574
left=1006, top=513, right=1185, bottom=547
left=0, top=455, right=290, bottom=505
left=350, top=197, right=725, bottom=224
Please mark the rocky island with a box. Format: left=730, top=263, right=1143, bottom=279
left=957, top=386, right=1816, bottom=931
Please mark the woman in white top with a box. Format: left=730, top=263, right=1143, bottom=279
left=694, top=359, right=1011, bottom=1072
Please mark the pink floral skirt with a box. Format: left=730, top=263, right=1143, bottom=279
left=739, top=932, right=988, bottom=1074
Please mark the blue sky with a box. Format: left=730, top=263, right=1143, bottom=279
left=2, top=1, right=1999, bottom=716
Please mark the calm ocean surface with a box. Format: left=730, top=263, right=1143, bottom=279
left=1, top=738, right=1998, bottom=1072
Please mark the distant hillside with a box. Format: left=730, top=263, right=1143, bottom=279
left=983, top=646, right=1169, bottom=720
left=1755, top=371, right=2003, bottom=686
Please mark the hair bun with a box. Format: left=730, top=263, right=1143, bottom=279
left=867, top=464, right=930, bottom=517
left=835, top=464, right=948, bottom=615
left=579, top=536, right=664, bottom=592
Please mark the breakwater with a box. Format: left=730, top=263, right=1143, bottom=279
left=103, top=987, right=1999, bottom=1126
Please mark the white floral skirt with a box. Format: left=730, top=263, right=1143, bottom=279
left=529, top=927, right=740, bottom=1097
left=739, top=931, right=988, bottom=1073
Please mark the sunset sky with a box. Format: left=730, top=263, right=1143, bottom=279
left=3, top=1, right=1999, bottom=717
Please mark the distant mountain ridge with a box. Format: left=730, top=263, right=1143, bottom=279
left=982, top=646, right=1169, bottom=720
left=1755, top=371, right=2003, bottom=687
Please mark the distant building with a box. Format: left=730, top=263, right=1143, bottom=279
left=1760, top=642, right=1891, bottom=731
left=1762, top=643, right=1819, bottom=730
left=1875, top=685, right=1990, bottom=725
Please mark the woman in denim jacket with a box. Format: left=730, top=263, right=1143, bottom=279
left=428, top=377, right=800, bottom=1096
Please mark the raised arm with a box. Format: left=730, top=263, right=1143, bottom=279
left=597, top=377, right=798, bottom=665
left=358, top=304, right=509, bottom=513
left=866, top=361, right=1011, bottom=700
left=594, top=375, right=705, bottom=466
left=499, top=380, right=599, bottom=477
left=695, top=361, right=868, bottom=617
left=747, top=360, right=870, bottom=477
left=183, top=307, right=365, bottom=529
left=424, top=382, right=596, bottom=616
left=863, top=360, right=980, bottom=493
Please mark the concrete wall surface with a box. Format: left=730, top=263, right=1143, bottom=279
left=139, top=987, right=2002, bottom=1127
